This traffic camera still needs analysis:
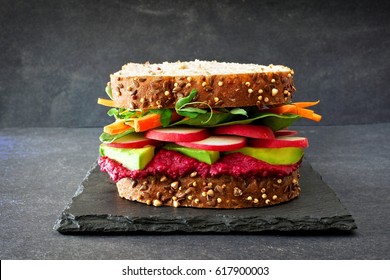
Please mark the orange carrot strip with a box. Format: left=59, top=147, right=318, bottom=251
left=296, top=107, right=322, bottom=122
left=133, top=111, right=183, bottom=132
left=97, top=98, right=116, bottom=107
left=104, top=121, right=133, bottom=135
left=296, top=107, right=314, bottom=119
left=267, top=103, right=322, bottom=122
left=311, top=113, right=322, bottom=122
left=293, top=100, right=320, bottom=108
left=133, top=113, right=162, bottom=132
left=268, top=105, right=297, bottom=115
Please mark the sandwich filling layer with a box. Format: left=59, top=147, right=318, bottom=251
left=99, top=149, right=301, bottom=183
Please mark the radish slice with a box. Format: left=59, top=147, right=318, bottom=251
left=105, top=133, right=160, bottom=149
left=213, top=124, right=274, bottom=139
left=145, top=127, right=209, bottom=142
left=274, top=130, right=298, bottom=137
left=249, top=136, right=309, bottom=148
left=176, top=136, right=246, bottom=151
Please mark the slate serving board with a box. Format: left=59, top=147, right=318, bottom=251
left=54, top=161, right=356, bottom=233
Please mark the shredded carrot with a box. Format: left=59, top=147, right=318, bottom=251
left=97, top=98, right=116, bottom=107
left=133, top=113, right=162, bottom=132
left=267, top=101, right=322, bottom=122
left=310, top=112, right=322, bottom=122
left=103, top=110, right=183, bottom=135
left=132, top=111, right=184, bottom=132
left=292, top=100, right=320, bottom=108
left=296, top=107, right=322, bottom=122
left=269, top=104, right=297, bottom=115
left=103, top=121, right=133, bottom=135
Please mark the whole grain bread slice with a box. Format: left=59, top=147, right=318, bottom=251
left=109, top=60, right=296, bottom=110
left=116, top=169, right=300, bottom=209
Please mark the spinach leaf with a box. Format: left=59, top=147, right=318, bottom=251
left=107, top=108, right=141, bottom=120
left=149, top=109, right=172, bottom=127
left=179, top=107, right=208, bottom=114
left=230, top=108, right=248, bottom=117
left=176, top=107, right=208, bottom=118
left=257, top=114, right=301, bottom=131
left=171, top=112, right=231, bottom=127
left=175, top=110, right=198, bottom=119
left=107, top=108, right=118, bottom=117
left=214, top=113, right=301, bottom=131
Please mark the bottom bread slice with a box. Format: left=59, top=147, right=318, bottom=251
left=116, top=170, right=301, bottom=208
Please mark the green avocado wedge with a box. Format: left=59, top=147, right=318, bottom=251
left=227, top=147, right=304, bottom=165
left=99, top=144, right=155, bottom=170
left=163, top=143, right=220, bottom=164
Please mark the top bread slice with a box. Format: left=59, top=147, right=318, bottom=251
left=109, top=60, right=296, bottom=110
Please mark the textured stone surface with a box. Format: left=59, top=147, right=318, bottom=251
left=54, top=161, right=356, bottom=233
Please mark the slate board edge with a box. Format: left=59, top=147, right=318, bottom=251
left=53, top=161, right=356, bottom=233
left=54, top=212, right=356, bottom=233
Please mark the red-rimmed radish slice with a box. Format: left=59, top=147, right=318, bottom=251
left=212, top=124, right=274, bottom=139
left=176, top=136, right=246, bottom=151
left=249, top=136, right=309, bottom=148
left=145, top=127, right=209, bottom=142
left=105, top=133, right=160, bottom=148
left=274, top=130, right=298, bottom=137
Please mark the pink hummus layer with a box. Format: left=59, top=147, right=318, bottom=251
left=99, top=149, right=301, bottom=183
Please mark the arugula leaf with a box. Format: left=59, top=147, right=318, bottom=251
left=175, top=89, right=212, bottom=119
left=175, top=89, right=198, bottom=110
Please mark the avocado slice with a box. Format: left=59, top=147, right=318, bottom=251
left=100, top=144, right=155, bottom=170
left=163, top=143, right=220, bottom=164
left=229, top=147, right=304, bottom=165
left=105, top=85, right=113, bottom=99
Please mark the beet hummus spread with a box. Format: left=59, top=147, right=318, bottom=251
left=99, top=149, right=301, bottom=183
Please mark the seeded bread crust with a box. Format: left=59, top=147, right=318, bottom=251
left=116, top=170, right=300, bottom=209
left=109, top=61, right=296, bottom=110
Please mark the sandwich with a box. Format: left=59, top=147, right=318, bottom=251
left=97, top=60, right=321, bottom=208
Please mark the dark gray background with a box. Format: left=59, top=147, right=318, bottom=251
left=1, top=0, right=389, bottom=128
left=1, top=0, right=390, bottom=261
